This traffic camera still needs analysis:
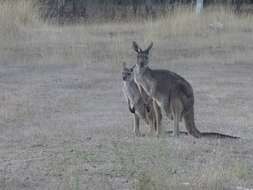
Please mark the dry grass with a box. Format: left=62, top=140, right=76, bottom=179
left=60, top=6, right=252, bottom=67
left=0, top=0, right=40, bottom=43
left=1, top=1, right=253, bottom=190
left=1, top=2, right=253, bottom=67
left=145, top=6, right=253, bottom=40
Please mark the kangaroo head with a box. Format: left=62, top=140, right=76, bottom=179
left=122, top=62, right=134, bottom=81
left=132, top=41, right=153, bottom=69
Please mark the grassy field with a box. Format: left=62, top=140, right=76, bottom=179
left=1, top=1, right=253, bottom=189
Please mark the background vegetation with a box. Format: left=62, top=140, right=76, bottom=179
left=26, top=0, right=253, bottom=22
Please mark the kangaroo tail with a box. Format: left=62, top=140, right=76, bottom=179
left=184, top=106, right=239, bottom=139
left=200, top=132, right=240, bottom=139
left=183, top=106, right=201, bottom=138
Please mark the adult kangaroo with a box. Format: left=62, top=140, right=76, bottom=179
left=132, top=41, right=239, bottom=139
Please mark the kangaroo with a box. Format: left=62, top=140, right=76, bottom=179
left=132, top=41, right=239, bottom=139
left=122, top=62, right=162, bottom=136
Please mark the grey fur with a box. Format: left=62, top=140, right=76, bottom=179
left=132, top=41, right=239, bottom=139
left=122, top=62, right=162, bottom=136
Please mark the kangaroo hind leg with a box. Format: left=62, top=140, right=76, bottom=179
left=133, top=114, right=141, bottom=137
left=152, top=100, right=162, bottom=137
left=171, top=98, right=183, bottom=137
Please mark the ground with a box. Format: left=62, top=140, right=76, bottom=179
left=1, top=9, right=253, bottom=190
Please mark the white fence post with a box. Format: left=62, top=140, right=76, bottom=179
left=196, top=0, right=203, bottom=15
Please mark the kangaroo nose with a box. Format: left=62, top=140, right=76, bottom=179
left=123, top=76, right=126, bottom=80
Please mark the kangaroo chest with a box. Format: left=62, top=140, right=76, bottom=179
left=134, top=71, right=154, bottom=96
left=134, top=69, right=172, bottom=106
left=123, top=81, right=142, bottom=106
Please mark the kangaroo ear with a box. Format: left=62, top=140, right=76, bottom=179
left=132, top=41, right=141, bottom=53
left=145, top=42, right=153, bottom=53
